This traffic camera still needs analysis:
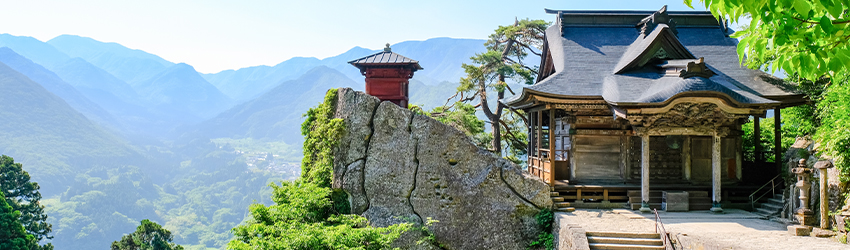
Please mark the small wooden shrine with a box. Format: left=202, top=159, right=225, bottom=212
left=348, top=44, right=423, bottom=108
left=503, top=6, right=805, bottom=212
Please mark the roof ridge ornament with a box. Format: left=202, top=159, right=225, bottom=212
left=637, top=5, right=677, bottom=37
left=384, top=43, right=392, bottom=52
left=679, top=57, right=715, bottom=78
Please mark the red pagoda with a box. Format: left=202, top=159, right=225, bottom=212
left=348, top=44, right=423, bottom=108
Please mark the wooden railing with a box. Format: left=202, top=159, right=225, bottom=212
left=528, top=154, right=551, bottom=184
left=528, top=149, right=569, bottom=185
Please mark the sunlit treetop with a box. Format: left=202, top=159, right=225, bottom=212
left=686, top=0, right=850, bottom=80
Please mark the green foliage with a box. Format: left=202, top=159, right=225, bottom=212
left=0, top=192, right=39, bottom=250
left=452, top=18, right=548, bottom=156
left=229, top=90, right=410, bottom=249
left=111, top=219, right=184, bottom=250
left=228, top=180, right=409, bottom=250
left=301, top=89, right=345, bottom=188
left=815, top=77, right=850, bottom=178
left=686, top=0, right=850, bottom=80
left=429, top=102, right=490, bottom=147
left=528, top=209, right=554, bottom=250
left=415, top=217, right=441, bottom=248
left=331, top=190, right=351, bottom=215
left=1, top=155, right=53, bottom=250
left=689, top=0, right=850, bottom=179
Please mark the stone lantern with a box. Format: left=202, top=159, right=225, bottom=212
left=791, top=159, right=814, bottom=225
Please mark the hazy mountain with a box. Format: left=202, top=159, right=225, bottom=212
left=49, top=58, right=177, bottom=135
left=392, top=37, right=486, bottom=84
left=0, top=47, right=120, bottom=129
left=47, top=35, right=174, bottom=84
left=203, top=57, right=323, bottom=102
left=202, top=38, right=485, bottom=102
left=52, top=58, right=145, bottom=106
left=202, top=47, right=374, bottom=102
left=0, top=34, right=71, bottom=68
left=190, top=66, right=360, bottom=144
left=0, top=61, right=137, bottom=194
left=131, top=63, right=233, bottom=121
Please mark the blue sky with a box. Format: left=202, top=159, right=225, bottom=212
left=0, top=0, right=709, bottom=73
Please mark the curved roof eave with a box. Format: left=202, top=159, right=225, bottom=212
left=607, top=90, right=780, bottom=109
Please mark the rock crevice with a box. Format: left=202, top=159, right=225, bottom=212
left=332, top=88, right=552, bottom=250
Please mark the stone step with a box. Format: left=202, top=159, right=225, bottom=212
left=588, top=243, right=666, bottom=250
left=774, top=193, right=783, bottom=199
left=555, top=202, right=572, bottom=208
left=756, top=207, right=779, bottom=215
left=555, top=207, right=576, bottom=212
left=551, top=197, right=565, bottom=202
left=753, top=211, right=772, bottom=218
left=586, top=231, right=660, bottom=239
left=587, top=236, right=663, bottom=246
left=767, top=198, right=784, bottom=204
left=550, top=191, right=560, bottom=197
left=761, top=202, right=783, bottom=210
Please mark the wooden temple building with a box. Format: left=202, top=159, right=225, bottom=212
left=503, top=7, right=805, bottom=212
left=349, top=44, right=423, bottom=108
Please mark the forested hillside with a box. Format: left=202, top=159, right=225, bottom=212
left=0, top=33, right=487, bottom=250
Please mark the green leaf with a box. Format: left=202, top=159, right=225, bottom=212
left=684, top=0, right=694, bottom=9
left=737, top=38, right=749, bottom=63
left=794, top=0, right=812, bottom=19
left=827, top=2, right=843, bottom=17
left=820, top=15, right=835, bottom=33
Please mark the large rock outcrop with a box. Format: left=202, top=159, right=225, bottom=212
left=332, top=88, right=552, bottom=250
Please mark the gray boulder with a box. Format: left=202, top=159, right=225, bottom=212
left=332, top=88, right=552, bottom=250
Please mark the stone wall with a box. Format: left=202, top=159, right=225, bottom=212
left=553, top=213, right=590, bottom=250
left=331, top=88, right=553, bottom=250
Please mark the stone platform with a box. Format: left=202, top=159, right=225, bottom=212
left=555, top=209, right=850, bottom=250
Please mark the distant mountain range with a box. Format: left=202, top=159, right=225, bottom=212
left=0, top=61, right=140, bottom=194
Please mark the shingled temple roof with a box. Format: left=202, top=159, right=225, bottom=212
left=503, top=7, right=804, bottom=109
left=348, top=44, right=423, bottom=71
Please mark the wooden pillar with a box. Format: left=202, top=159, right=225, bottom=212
left=774, top=108, right=782, bottom=170
left=549, top=108, right=556, bottom=186
left=525, top=112, right=534, bottom=166
left=754, top=116, right=761, bottom=162
left=711, top=131, right=723, bottom=212
left=736, top=137, right=743, bottom=180
left=819, top=167, right=829, bottom=229
left=683, top=136, right=691, bottom=181
left=640, top=134, right=651, bottom=213
left=534, top=111, right=543, bottom=174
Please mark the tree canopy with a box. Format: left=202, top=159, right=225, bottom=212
left=687, top=0, right=850, bottom=175
left=0, top=192, right=39, bottom=250
left=0, top=155, right=52, bottom=249
left=110, top=219, right=183, bottom=250
left=449, top=18, right=548, bottom=157
left=686, top=0, right=850, bottom=80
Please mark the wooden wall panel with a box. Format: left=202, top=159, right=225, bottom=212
left=691, top=137, right=712, bottom=182
left=574, top=135, right=621, bottom=180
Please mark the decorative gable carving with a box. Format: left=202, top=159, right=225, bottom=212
left=637, top=5, right=678, bottom=37
left=627, top=102, right=748, bottom=128
left=612, top=6, right=696, bottom=74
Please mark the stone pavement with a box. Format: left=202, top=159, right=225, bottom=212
left=557, top=209, right=850, bottom=249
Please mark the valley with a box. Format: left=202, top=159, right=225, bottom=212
left=0, top=33, right=486, bottom=249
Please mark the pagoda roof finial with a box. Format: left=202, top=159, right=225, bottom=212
left=384, top=43, right=392, bottom=52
